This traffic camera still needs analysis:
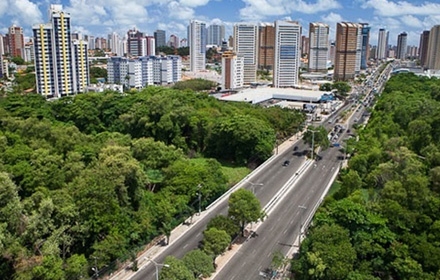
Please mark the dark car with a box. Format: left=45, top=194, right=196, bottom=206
left=283, top=160, right=290, bottom=166
left=293, top=146, right=298, bottom=151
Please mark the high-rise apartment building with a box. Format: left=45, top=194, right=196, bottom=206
left=419, top=30, right=430, bottom=68
left=146, top=36, right=156, bottom=56
left=169, top=34, right=179, bottom=48
left=377, top=28, right=388, bottom=60
left=8, top=25, right=25, bottom=58
left=221, top=51, right=244, bottom=90
left=396, top=32, right=407, bottom=60
left=258, top=23, right=275, bottom=70
left=329, top=40, right=336, bottom=65
left=427, top=25, right=440, bottom=70
left=109, top=32, right=123, bottom=56
left=301, top=35, right=309, bottom=58
left=334, top=22, right=362, bottom=81
left=72, top=40, right=90, bottom=93
left=189, top=20, right=207, bottom=72
left=0, top=55, right=3, bottom=78
left=154, top=30, right=166, bottom=48
left=0, top=34, right=5, bottom=55
left=207, top=24, right=225, bottom=46
left=308, top=22, right=329, bottom=72
left=33, top=4, right=89, bottom=97
left=234, top=23, right=259, bottom=84
left=88, top=35, right=95, bottom=50
left=127, top=29, right=145, bottom=57
left=360, top=23, right=370, bottom=69
left=23, top=41, right=34, bottom=63
left=273, top=20, right=301, bottom=87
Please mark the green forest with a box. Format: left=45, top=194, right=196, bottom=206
left=293, top=73, right=440, bottom=279
left=0, top=87, right=305, bottom=279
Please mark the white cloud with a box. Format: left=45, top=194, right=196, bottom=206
left=400, top=15, right=423, bottom=29
left=361, top=0, right=440, bottom=17
left=168, top=1, right=195, bottom=21
left=321, top=12, right=343, bottom=23
left=0, top=0, right=44, bottom=27
left=239, top=0, right=341, bottom=21
left=179, top=0, right=211, bottom=7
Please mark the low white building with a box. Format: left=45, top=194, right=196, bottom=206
left=107, top=55, right=182, bottom=88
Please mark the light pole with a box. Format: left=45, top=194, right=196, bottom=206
left=308, top=129, right=318, bottom=160
left=146, top=257, right=170, bottom=280
left=246, top=180, right=263, bottom=194
left=197, top=184, right=202, bottom=215
left=91, top=256, right=99, bottom=279
left=298, top=205, right=307, bottom=246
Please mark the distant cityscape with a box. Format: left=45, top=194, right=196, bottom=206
left=0, top=4, right=440, bottom=98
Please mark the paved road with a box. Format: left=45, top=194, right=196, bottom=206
left=212, top=65, right=393, bottom=280
left=132, top=139, right=311, bottom=280
left=213, top=139, right=342, bottom=279
left=130, top=66, right=391, bottom=280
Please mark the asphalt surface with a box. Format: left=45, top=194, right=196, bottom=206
left=132, top=139, right=311, bottom=280
left=213, top=144, right=341, bottom=280
left=130, top=63, right=393, bottom=280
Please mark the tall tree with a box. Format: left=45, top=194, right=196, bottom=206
left=202, top=227, right=231, bottom=263
left=228, top=189, right=265, bottom=236
left=182, top=249, right=214, bottom=278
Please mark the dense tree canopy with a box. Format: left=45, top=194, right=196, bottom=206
left=293, top=73, right=440, bottom=279
left=0, top=86, right=304, bottom=278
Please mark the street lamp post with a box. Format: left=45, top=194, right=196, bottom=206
left=146, top=257, right=170, bottom=280
left=91, top=256, right=99, bottom=279
left=308, top=129, right=318, bottom=160
left=246, top=180, right=263, bottom=194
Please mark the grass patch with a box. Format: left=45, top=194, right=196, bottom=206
left=221, top=165, right=251, bottom=187
left=327, top=180, right=342, bottom=197
left=190, top=157, right=251, bottom=188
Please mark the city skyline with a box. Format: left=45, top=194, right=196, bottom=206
left=0, top=0, right=440, bottom=47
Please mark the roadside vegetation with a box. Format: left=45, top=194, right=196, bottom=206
left=0, top=87, right=304, bottom=278
left=292, top=73, right=440, bottom=279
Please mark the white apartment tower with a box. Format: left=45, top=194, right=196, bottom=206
left=72, top=40, right=89, bottom=93
left=233, top=23, right=259, bottom=84
left=221, top=51, right=244, bottom=90
left=33, top=5, right=88, bottom=97
left=308, top=22, right=329, bottom=72
left=273, top=20, right=301, bottom=88
left=189, top=20, right=206, bottom=72
left=377, top=28, right=388, bottom=60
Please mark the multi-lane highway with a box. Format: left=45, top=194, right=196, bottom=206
left=125, top=64, right=392, bottom=280
left=213, top=138, right=343, bottom=279
left=131, top=136, right=313, bottom=280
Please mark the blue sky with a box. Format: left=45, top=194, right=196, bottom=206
left=1, top=0, right=440, bottom=46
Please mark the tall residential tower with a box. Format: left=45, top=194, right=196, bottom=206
left=427, top=25, right=440, bottom=70
left=334, top=22, right=361, bottom=81
left=189, top=20, right=207, bottom=72
left=234, top=23, right=259, bottom=84
left=33, top=4, right=89, bottom=97
left=273, top=20, right=301, bottom=87
left=308, top=22, right=329, bottom=72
